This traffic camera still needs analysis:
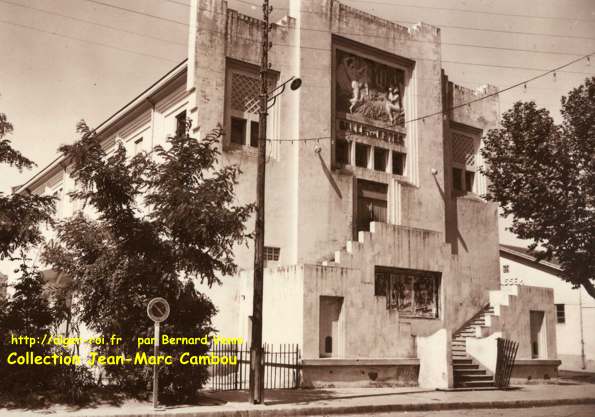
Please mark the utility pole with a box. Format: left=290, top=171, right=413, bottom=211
left=250, top=0, right=271, bottom=405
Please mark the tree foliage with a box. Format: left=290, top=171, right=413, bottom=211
left=42, top=121, right=253, bottom=402
left=0, top=112, right=55, bottom=259
left=0, top=259, right=94, bottom=405
left=481, top=77, right=595, bottom=298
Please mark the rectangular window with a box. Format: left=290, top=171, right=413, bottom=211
left=392, top=151, right=406, bottom=175
left=335, top=139, right=351, bottom=165
left=264, top=246, right=280, bottom=261
left=374, top=148, right=388, bottom=172
left=465, top=170, right=475, bottom=192
left=355, top=143, right=370, bottom=168
left=250, top=121, right=259, bottom=147
left=452, top=168, right=463, bottom=191
left=502, top=264, right=510, bottom=274
left=133, top=137, right=143, bottom=155
left=555, top=304, right=565, bottom=324
left=231, top=117, right=246, bottom=145
left=374, top=266, right=441, bottom=318
left=175, top=110, right=187, bottom=137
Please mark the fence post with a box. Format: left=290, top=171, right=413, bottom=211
left=295, top=344, right=300, bottom=389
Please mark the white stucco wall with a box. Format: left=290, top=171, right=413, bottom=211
left=499, top=255, right=595, bottom=371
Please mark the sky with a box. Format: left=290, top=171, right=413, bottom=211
left=0, top=0, right=594, bottom=246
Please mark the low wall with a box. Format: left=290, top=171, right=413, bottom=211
left=417, top=328, right=451, bottom=388
left=300, top=358, right=419, bottom=388
left=510, top=359, right=561, bottom=384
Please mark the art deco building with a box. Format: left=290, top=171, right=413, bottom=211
left=15, top=0, right=560, bottom=388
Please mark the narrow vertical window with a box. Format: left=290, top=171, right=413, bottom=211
left=175, top=110, right=187, bottom=137
left=250, top=121, right=259, bottom=147
left=374, top=148, right=388, bottom=172
left=231, top=117, right=246, bottom=145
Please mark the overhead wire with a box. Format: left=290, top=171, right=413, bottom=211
left=69, top=0, right=595, bottom=71
left=0, top=18, right=180, bottom=63
left=82, top=0, right=188, bottom=26
left=341, top=0, right=595, bottom=23
left=0, top=0, right=187, bottom=47
left=264, top=51, right=595, bottom=143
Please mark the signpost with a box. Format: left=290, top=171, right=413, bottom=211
left=147, top=297, right=170, bottom=410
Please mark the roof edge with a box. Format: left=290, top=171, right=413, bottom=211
left=16, top=59, right=189, bottom=194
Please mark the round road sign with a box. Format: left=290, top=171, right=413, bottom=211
left=147, top=297, right=170, bottom=323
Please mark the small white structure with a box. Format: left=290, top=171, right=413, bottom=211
left=500, top=244, right=595, bottom=372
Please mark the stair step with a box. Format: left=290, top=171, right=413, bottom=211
left=454, top=369, right=487, bottom=376
left=453, top=359, right=473, bottom=364
left=456, top=380, right=495, bottom=388
left=453, top=364, right=479, bottom=370
left=455, top=374, right=493, bottom=382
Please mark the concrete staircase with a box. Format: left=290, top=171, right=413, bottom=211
left=452, top=305, right=495, bottom=388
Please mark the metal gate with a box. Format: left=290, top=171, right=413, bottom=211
left=494, top=337, right=519, bottom=388
left=210, top=343, right=301, bottom=391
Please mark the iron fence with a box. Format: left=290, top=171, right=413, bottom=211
left=209, top=343, right=300, bottom=391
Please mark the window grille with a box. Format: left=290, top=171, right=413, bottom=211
left=452, top=132, right=476, bottom=167
left=231, top=72, right=261, bottom=114
left=264, top=246, right=280, bottom=262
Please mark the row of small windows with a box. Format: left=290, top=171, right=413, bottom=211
left=335, top=139, right=406, bottom=176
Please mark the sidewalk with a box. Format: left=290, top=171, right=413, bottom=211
left=2, top=382, right=595, bottom=417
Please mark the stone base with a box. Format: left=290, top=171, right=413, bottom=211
left=510, top=359, right=561, bottom=384
left=300, top=358, right=419, bottom=388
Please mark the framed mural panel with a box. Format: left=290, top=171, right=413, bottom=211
left=374, top=267, right=441, bottom=319
left=335, top=49, right=406, bottom=127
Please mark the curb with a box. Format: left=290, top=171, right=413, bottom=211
left=69, top=397, right=595, bottom=417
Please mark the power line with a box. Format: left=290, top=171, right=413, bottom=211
left=155, top=0, right=595, bottom=42
left=264, top=52, right=595, bottom=142
left=233, top=0, right=595, bottom=40
left=82, top=0, right=187, bottom=26
left=0, top=19, right=179, bottom=63
left=342, top=0, right=595, bottom=23
left=163, top=0, right=189, bottom=6
left=0, top=0, right=186, bottom=47
left=87, top=0, right=595, bottom=56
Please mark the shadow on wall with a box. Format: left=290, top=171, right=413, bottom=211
left=433, top=174, right=467, bottom=254
left=317, top=150, right=342, bottom=199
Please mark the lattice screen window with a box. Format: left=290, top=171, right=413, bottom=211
left=231, top=72, right=261, bottom=114
left=452, top=132, right=476, bottom=168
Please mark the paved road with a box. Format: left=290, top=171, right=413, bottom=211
left=329, top=404, right=595, bottom=417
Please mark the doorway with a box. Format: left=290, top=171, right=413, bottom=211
left=319, top=296, right=344, bottom=358
left=530, top=310, right=547, bottom=359
left=355, top=179, right=388, bottom=234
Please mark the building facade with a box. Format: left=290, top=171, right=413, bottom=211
left=501, top=245, right=595, bottom=372
left=13, top=0, right=560, bottom=389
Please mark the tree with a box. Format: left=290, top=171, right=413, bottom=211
left=481, top=76, right=595, bottom=298
left=0, top=112, right=55, bottom=259
left=42, top=121, right=253, bottom=402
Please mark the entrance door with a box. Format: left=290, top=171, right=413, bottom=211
left=319, top=296, right=344, bottom=358
left=356, top=179, right=388, bottom=234
left=530, top=310, right=546, bottom=359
